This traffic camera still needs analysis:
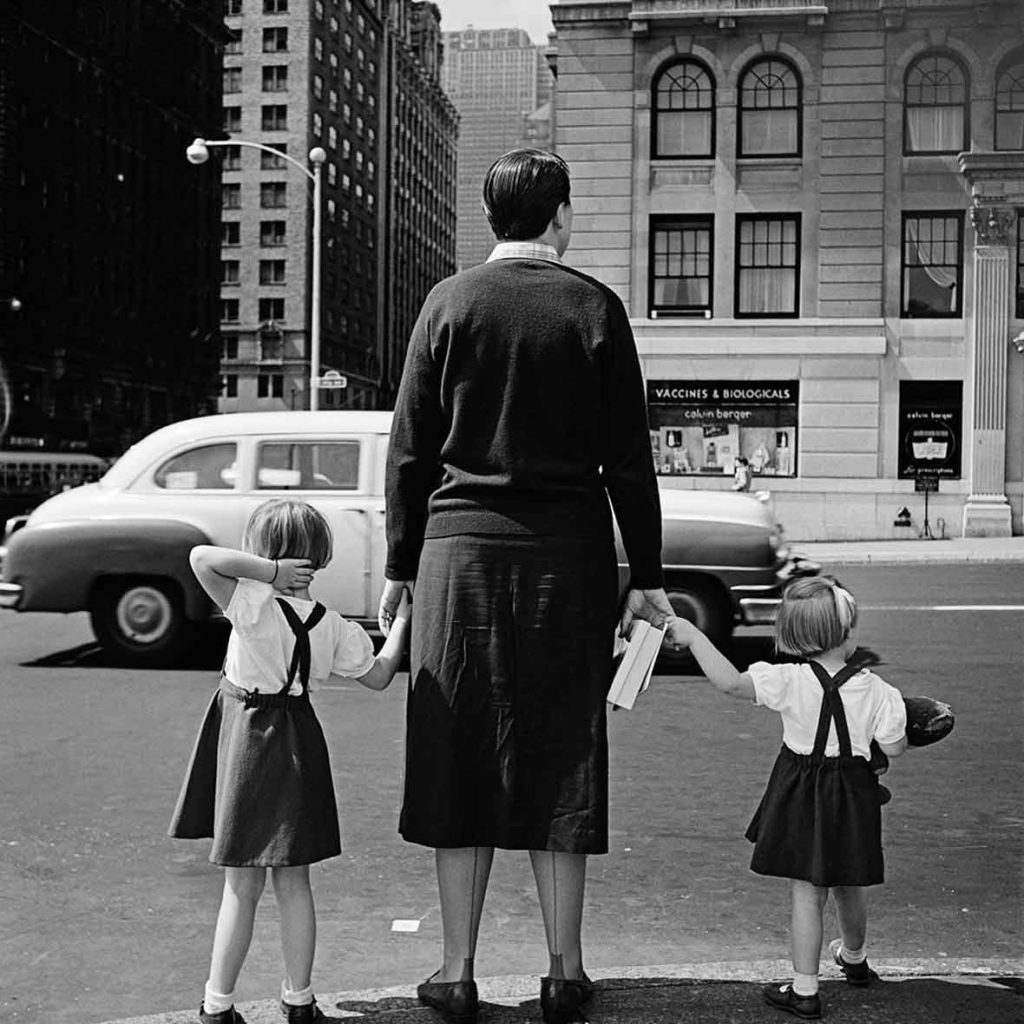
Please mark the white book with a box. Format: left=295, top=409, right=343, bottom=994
left=608, top=620, right=665, bottom=710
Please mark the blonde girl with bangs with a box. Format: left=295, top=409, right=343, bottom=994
left=170, top=499, right=410, bottom=1024
left=666, top=576, right=907, bottom=1021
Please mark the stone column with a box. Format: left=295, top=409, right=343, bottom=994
left=958, top=151, right=1024, bottom=538
left=962, top=206, right=1015, bottom=537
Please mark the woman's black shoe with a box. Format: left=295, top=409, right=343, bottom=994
left=416, top=974, right=479, bottom=1024
left=539, top=975, right=594, bottom=1024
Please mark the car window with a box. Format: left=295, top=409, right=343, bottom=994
left=153, top=443, right=238, bottom=490
left=256, top=441, right=361, bottom=491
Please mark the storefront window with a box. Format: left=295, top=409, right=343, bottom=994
left=647, top=380, right=799, bottom=478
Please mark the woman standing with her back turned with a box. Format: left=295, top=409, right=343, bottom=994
left=377, top=148, right=675, bottom=1024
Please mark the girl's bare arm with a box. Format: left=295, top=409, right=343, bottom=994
left=355, top=591, right=411, bottom=690
left=664, top=616, right=756, bottom=700
left=189, top=545, right=313, bottom=612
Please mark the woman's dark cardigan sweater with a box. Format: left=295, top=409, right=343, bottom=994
left=385, top=257, right=664, bottom=590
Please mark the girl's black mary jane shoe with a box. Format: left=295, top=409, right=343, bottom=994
left=416, top=974, right=479, bottom=1024
left=539, top=974, right=594, bottom=1024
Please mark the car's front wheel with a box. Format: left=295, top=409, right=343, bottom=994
left=90, top=577, right=194, bottom=668
left=658, top=578, right=733, bottom=672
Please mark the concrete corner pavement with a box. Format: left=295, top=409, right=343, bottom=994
left=98, top=958, right=1023, bottom=1024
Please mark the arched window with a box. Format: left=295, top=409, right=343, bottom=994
left=995, top=57, right=1024, bottom=150
left=738, top=57, right=801, bottom=157
left=904, top=52, right=968, bottom=154
left=652, top=59, right=715, bottom=158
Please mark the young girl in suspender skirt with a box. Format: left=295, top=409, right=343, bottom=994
left=169, top=499, right=410, bottom=1024
left=665, top=577, right=908, bottom=1021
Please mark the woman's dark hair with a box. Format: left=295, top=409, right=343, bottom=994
left=482, top=149, right=571, bottom=241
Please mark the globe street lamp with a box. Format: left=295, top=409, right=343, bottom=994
left=186, top=138, right=328, bottom=410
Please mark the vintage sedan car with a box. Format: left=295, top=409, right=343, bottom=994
left=0, top=411, right=815, bottom=667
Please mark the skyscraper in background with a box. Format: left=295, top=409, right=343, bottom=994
left=441, top=28, right=553, bottom=269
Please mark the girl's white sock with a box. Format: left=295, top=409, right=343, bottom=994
left=792, top=971, right=819, bottom=996
left=203, top=982, right=235, bottom=1014
left=281, top=980, right=314, bottom=1006
left=842, top=943, right=867, bottom=964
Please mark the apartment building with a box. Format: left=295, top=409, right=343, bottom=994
left=551, top=0, right=1024, bottom=538
left=218, top=0, right=455, bottom=411
left=0, top=2, right=225, bottom=456
left=442, top=28, right=554, bottom=269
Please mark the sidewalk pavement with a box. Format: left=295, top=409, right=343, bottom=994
left=793, top=534, right=1024, bottom=565
left=101, top=959, right=1023, bottom=1024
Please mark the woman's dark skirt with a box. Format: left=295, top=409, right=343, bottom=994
left=400, top=533, right=620, bottom=854
left=745, top=746, right=885, bottom=887
left=169, top=680, right=342, bottom=867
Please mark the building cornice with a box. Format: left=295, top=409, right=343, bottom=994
left=958, top=151, right=1024, bottom=209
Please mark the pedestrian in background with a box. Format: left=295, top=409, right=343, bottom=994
left=169, top=499, right=410, bottom=1024
left=732, top=455, right=753, bottom=492
left=378, top=148, right=674, bottom=1024
left=664, top=577, right=907, bottom=1020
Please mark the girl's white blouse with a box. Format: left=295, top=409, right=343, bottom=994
left=748, top=660, right=907, bottom=760
left=222, top=579, right=376, bottom=695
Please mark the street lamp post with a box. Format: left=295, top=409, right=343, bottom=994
left=186, top=138, right=327, bottom=410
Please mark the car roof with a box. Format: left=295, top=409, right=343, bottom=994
left=102, top=411, right=394, bottom=488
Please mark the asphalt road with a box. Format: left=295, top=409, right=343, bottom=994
left=0, top=563, right=1021, bottom=1024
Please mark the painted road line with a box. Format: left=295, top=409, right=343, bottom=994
left=861, top=605, right=1024, bottom=612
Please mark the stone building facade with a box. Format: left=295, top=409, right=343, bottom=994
left=550, top=0, right=1024, bottom=539
left=217, top=0, right=456, bottom=413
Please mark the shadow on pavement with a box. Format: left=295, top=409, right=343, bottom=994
left=331, top=976, right=1022, bottom=1023
left=19, top=624, right=230, bottom=671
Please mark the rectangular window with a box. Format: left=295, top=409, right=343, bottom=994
left=901, top=212, right=962, bottom=318
left=735, top=215, right=800, bottom=317
left=650, top=217, right=713, bottom=318
left=647, top=380, right=799, bottom=478
left=313, top=74, right=324, bottom=100
left=257, top=374, right=285, bottom=399
left=261, top=104, right=288, bottom=131
left=312, top=112, right=323, bottom=137
left=221, top=260, right=240, bottom=285
left=225, top=29, right=243, bottom=54
left=225, top=0, right=242, bottom=14
left=224, top=67, right=242, bottom=93
left=222, top=375, right=239, bottom=398
left=257, top=441, right=361, bottom=490
left=223, top=107, right=242, bottom=133
left=260, top=220, right=286, bottom=246
left=222, top=144, right=242, bottom=171
left=224, top=337, right=239, bottom=360
left=314, top=37, right=324, bottom=62
left=259, top=297, right=286, bottom=321
left=259, top=259, right=286, bottom=284
left=262, top=26, right=288, bottom=52
left=1016, top=213, right=1024, bottom=318
left=221, top=184, right=241, bottom=209
left=222, top=221, right=240, bottom=246
left=260, top=182, right=287, bottom=208
left=263, top=0, right=287, bottom=11
left=262, top=65, right=288, bottom=92
left=260, top=142, right=287, bottom=169
left=220, top=299, right=240, bottom=323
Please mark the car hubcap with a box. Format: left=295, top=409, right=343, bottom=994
left=115, top=586, right=172, bottom=644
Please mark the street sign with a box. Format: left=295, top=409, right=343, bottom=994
left=313, top=371, right=347, bottom=389
left=914, top=471, right=939, bottom=493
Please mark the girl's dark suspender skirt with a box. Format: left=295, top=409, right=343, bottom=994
left=169, top=600, right=342, bottom=867
left=745, top=661, right=887, bottom=887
